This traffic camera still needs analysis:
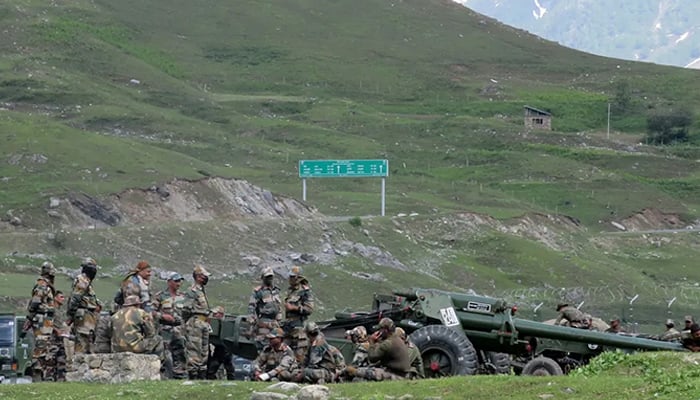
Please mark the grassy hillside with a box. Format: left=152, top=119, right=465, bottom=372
left=0, top=0, right=699, bottom=329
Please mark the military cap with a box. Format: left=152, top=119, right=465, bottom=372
left=289, top=265, right=302, bottom=277
left=168, top=272, right=184, bottom=281
left=193, top=264, right=211, bottom=276
left=556, top=303, right=568, bottom=310
left=261, top=267, right=274, bottom=278
left=266, top=327, right=285, bottom=339
left=305, top=321, right=320, bottom=334
left=665, top=319, right=675, bottom=326
left=123, top=295, right=142, bottom=307
left=378, top=317, right=394, bottom=330
left=685, top=315, right=694, bottom=323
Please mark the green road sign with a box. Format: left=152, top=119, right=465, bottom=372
left=299, top=159, right=389, bottom=178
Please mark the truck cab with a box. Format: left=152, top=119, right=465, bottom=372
left=0, top=314, right=32, bottom=383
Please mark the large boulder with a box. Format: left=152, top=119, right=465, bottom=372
left=66, top=352, right=160, bottom=383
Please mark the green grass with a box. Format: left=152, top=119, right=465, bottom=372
left=0, top=352, right=697, bottom=399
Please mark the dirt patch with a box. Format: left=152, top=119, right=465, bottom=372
left=618, top=208, right=685, bottom=231
left=53, top=177, right=317, bottom=229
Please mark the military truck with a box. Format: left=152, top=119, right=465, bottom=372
left=209, top=288, right=686, bottom=378
left=0, top=314, right=32, bottom=383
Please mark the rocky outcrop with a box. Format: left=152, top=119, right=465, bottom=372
left=66, top=353, right=160, bottom=383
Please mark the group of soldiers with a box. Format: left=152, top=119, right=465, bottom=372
left=554, top=303, right=700, bottom=351
left=25, top=258, right=424, bottom=383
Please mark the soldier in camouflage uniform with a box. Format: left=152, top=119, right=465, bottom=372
left=51, top=290, right=69, bottom=381
left=253, top=327, right=298, bottom=382
left=554, top=303, right=590, bottom=329
left=119, top=260, right=153, bottom=312
left=110, top=295, right=164, bottom=358
left=345, top=318, right=410, bottom=381
left=26, top=261, right=57, bottom=381
left=660, top=319, right=681, bottom=341
left=345, top=326, right=370, bottom=367
left=283, top=266, right=314, bottom=363
left=206, top=306, right=235, bottom=380
left=67, top=258, right=102, bottom=354
left=248, top=267, right=282, bottom=351
left=153, top=272, right=187, bottom=379
left=183, top=265, right=211, bottom=379
left=396, top=327, right=424, bottom=379
left=294, top=321, right=344, bottom=384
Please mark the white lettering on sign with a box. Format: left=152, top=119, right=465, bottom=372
left=439, top=307, right=460, bottom=327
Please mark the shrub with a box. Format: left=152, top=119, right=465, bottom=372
left=645, top=109, right=693, bottom=145
left=348, top=216, right=362, bottom=227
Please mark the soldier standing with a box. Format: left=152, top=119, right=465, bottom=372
left=248, top=267, right=282, bottom=351
left=119, top=260, right=153, bottom=312
left=51, top=290, right=69, bottom=381
left=554, top=303, right=590, bottom=329
left=67, top=258, right=102, bottom=354
left=110, top=295, right=164, bottom=358
left=283, top=266, right=314, bottom=363
left=660, top=319, right=681, bottom=341
left=26, top=261, right=57, bottom=381
left=153, top=272, right=187, bottom=379
left=206, top=306, right=235, bottom=380
left=253, top=327, right=298, bottom=382
left=183, top=265, right=211, bottom=379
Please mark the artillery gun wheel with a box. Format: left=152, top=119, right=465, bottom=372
left=409, top=325, right=478, bottom=377
left=479, top=351, right=511, bottom=374
left=521, top=356, right=563, bottom=376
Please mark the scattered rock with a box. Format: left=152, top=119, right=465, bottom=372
left=66, top=353, right=160, bottom=383
left=9, top=216, right=22, bottom=226
left=297, top=385, right=330, bottom=400
left=265, top=382, right=300, bottom=392
left=68, top=192, right=121, bottom=226
left=250, top=392, right=290, bottom=400
left=49, top=197, right=61, bottom=208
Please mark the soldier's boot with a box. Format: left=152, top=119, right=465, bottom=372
left=188, top=371, right=199, bottom=380
left=198, top=370, right=207, bottom=380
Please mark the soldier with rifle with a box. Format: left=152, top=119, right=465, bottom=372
left=25, top=261, right=57, bottom=381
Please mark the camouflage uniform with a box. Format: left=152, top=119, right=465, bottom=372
left=68, top=262, right=102, bottom=354
left=110, top=298, right=163, bottom=358
left=183, top=266, right=211, bottom=379
left=27, top=273, right=56, bottom=381
left=660, top=319, right=681, bottom=342
left=406, top=341, right=424, bottom=379
left=248, top=268, right=282, bottom=351
left=297, top=325, right=344, bottom=384
left=253, top=329, right=298, bottom=381
left=51, top=300, right=69, bottom=381
left=350, top=320, right=410, bottom=381
left=93, top=313, right=113, bottom=353
left=153, top=286, right=186, bottom=378
left=121, top=274, right=153, bottom=312
left=283, top=267, right=314, bottom=363
left=554, top=305, right=589, bottom=329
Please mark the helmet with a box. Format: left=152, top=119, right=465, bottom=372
left=122, top=295, right=142, bottom=307
left=352, top=326, right=367, bottom=340
left=41, top=261, right=56, bottom=277
left=168, top=272, right=184, bottom=281
left=261, top=267, right=274, bottom=279
left=378, top=317, right=394, bottom=330
left=556, top=303, right=568, bottom=310
left=193, top=265, right=211, bottom=277
left=81, top=257, right=97, bottom=268
left=395, top=327, right=406, bottom=340
left=305, top=321, right=320, bottom=334
left=685, top=315, right=694, bottom=323
left=289, top=266, right=302, bottom=277
left=266, top=327, right=285, bottom=339
left=665, top=319, right=675, bottom=327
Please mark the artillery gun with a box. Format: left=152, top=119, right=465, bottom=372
left=209, top=288, right=686, bottom=378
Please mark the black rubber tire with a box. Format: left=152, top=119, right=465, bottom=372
left=521, top=356, right=564, bottom=376
left=409, top=325, right=478, bottom=377
left=482, top=351, right=511, bottom=375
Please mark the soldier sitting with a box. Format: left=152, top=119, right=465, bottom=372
left=110, top=295, right=164, bottom=360
left=346, top=326, right=370, bottom=367
left=660, top=319, right=681, bottom=341
left=682, top=323, right=700, bottom=352
left=345, top=318, right=410, bottom=381
left=605, top=317, right=625, bottom=334
left=253, top=328, right=298, bottom=382
left=294, top=321, right=344, bottom=384
left=396, top=327, right=424, bottom=379
left=554, top=303, right=590, bottom=329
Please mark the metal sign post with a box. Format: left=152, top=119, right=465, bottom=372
left=299, top=159, right=389, bottom=216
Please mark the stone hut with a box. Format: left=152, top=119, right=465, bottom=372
left=524, top=106, right=552, bottom=130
